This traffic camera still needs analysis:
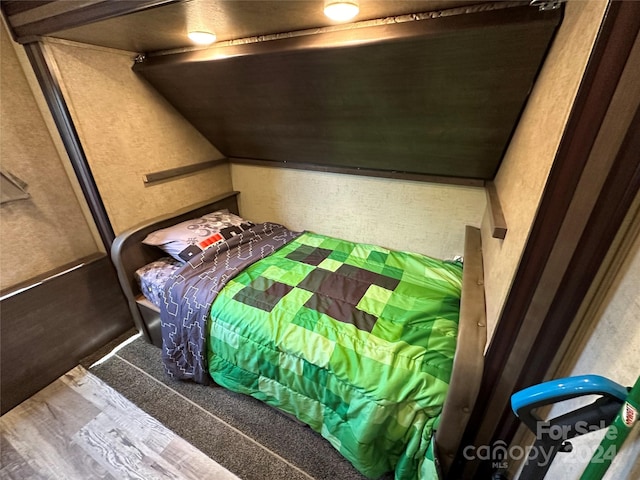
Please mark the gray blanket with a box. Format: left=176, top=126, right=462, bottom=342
left=160, top=222, right=301, bottom=383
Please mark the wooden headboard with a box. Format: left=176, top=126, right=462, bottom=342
left=110, top=191, right=240, bottom=346
left=110, top=192, right=486, bottom=475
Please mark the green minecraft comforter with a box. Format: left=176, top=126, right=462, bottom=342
left=208, top=232, right=463, bottom=479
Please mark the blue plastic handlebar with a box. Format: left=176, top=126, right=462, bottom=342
left=511, top=375, right=628, bottom=417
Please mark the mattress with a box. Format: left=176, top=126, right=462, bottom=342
left=207, top=231, right=462, bottom=479
left=135, top=222, right=463, bottom=479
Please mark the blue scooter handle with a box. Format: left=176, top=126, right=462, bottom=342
left=511, top=375, right=628, bottom=434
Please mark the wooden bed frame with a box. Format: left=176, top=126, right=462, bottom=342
left=110, top=190, right=487, bottom=477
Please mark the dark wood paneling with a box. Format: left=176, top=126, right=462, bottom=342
left=1, top=255, right=133, bottom=415
left=135, top=5, right=561, bottom=182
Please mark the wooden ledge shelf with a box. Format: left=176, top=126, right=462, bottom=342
left=143, top=158, right=228, bottom=185
left=486, top=181, right=507, bottom=239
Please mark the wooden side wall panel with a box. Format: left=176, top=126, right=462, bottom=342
left=1, top=256, right=133, bottom=415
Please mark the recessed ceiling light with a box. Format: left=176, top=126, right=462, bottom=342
left=188, top=31, right=217, bottom=45
left=324, top=0, right=359, bottom=22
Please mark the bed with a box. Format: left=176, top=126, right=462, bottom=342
left=111, top=191, right=486, bottom=479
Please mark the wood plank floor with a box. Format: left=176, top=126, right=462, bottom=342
left=0, top=366, right=240, bottom=480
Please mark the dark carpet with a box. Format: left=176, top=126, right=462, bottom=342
left=87, top=334, right=393, bottom=480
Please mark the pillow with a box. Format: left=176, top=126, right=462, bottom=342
left=142, top=209, right=255, bottom=262
left=135, top=257, right=183, bottom=307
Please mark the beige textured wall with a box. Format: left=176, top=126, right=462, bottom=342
left=0, top=26, right=98, bottom=291
left=46, top=40, right=233, bottom=234
left=231, top=164, right=485, bottom=260
left=481, top=0, right=609, bottom=341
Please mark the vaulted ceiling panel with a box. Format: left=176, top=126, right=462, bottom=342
left=133, top=4, right=562, bottom=181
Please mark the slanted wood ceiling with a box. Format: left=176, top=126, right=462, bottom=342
left=135, top=4, right=562, bottom=181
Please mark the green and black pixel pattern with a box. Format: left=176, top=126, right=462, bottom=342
left=208, top=232, right=463, bottom=479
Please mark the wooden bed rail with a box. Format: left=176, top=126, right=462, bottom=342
left=435, top=225, right=487, bottom=476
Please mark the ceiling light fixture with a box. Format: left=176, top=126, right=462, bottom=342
left=187, top=30, right=217, bottom=45
left=324, top=0, right=359, bottom=22
left=186, top=1, right=216, bottom=46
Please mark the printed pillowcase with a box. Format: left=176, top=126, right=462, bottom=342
left=142, top=209, right=254, bottom=262
left=135, top=257, right=183, bottom=307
